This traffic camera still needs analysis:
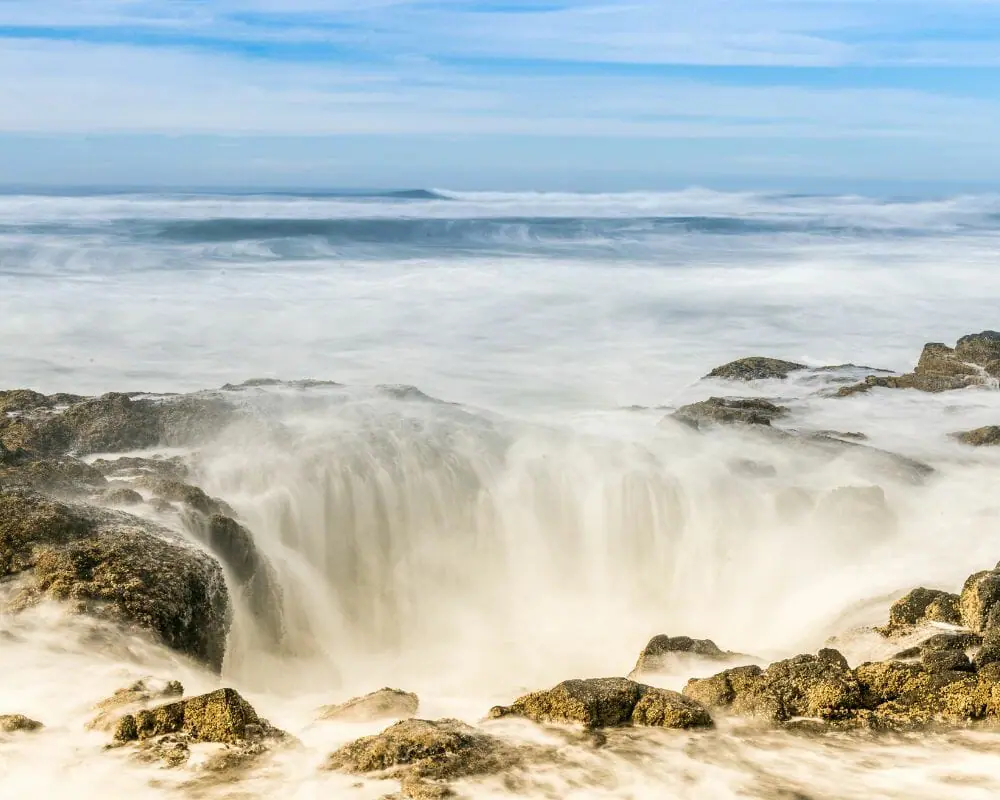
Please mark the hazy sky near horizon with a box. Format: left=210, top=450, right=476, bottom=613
left=1, top=1, right=999, bottom=189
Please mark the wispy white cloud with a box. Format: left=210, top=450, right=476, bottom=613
left=2, top=0, right=1000, bottom=66
left=1, top=38, right=998, bottom=143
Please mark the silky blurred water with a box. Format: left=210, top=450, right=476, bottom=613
left=4, top=188, right=1000, bottom=798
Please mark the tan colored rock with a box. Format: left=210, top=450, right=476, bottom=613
left=880, top=587, right=961, bottom=635
left=683, top=651, right=859, bottom=723
left=114, top=688, right=282, bottom=745
left=326, top=717, right=535, bottom=799
left=320, top=688, right=419, bottom=722
left=960, top=570, right=1000, bottom=632
left=630, top=634, right=744, bottom=678
left=88, top=679, right=184, bottom=732
left=0, top=714, right=43, bottom=733
left=488, top=677, right=713, bottom=730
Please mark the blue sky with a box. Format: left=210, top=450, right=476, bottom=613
left=1, top=0, right=999, bottom=189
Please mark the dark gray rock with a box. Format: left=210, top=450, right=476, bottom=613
left=670, top=397, right=789, bottom=429
left=705, top=358, right=807, bottom=381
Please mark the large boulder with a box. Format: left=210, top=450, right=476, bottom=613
left=630, top=635, right=743, bottom=678
left=705, top=358, right=807, bottom=381
left=879, top=587, right=961, bottom=635
left=488, top=677, right=713, bottom=730
left=320, top=688, right=419, bottom=723
left=683, top=650, right=860, bottom=723
left=1, top=488, right=231, bottom=670
left=670, top=397, right=788, bottom=429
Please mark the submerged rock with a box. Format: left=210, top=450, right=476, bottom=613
left=630, top=635, right=743, bottom=678
left=705, top=358, right=807, bottom=381
left=100, top=486, right=144, bottom=506
left=0, top=714, right=43, bottom=733
left=955, top=426, right=1000, bottom=447
left=320, top=688, right=420, bottom=723
left=326, top=717, right=534, bottom=799
left=488, top=677, right=713, bottom=730
left=92, top=455, right=189, bottom=481
left=1, top=488, right=231, bottom=670
left=89, top=679, right=185, bottom=732
left=670, top=397, right=789, bottom=429
left=879, top=587, right=961, bottom=635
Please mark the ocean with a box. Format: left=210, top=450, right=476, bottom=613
left=4, top=187, right=1000, bottom=797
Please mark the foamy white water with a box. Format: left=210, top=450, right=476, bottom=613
left=5, top=188, right=1000, bottom=797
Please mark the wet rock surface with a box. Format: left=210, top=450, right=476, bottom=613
left=684, top=651, right=861, bottom=723
left=0, top=391, right=239, bottom=457
left=879, top=587, right=961, bottom=635
left=320, top=688, right=420, bottom=722
left=89, top=679, right=185, bottom=732
left=114, top=688, right=282, bottom=745
left=488, top=677, right=713, bottom=730
left=326, top=717, right=540, bottom=799
left=0, top=488, right=231, bottom=669
left=839, top=331, right=1000, bottom=396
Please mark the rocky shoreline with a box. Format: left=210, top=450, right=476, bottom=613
left=4, top=333, right=1000, bottom=797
